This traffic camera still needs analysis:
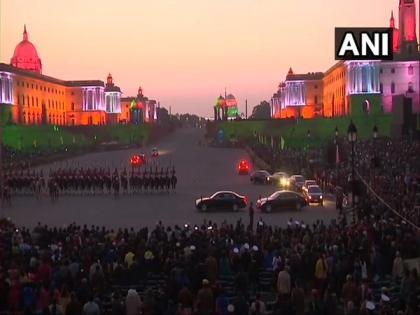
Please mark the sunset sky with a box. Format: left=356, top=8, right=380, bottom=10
left=1, top=0, right=418, bottom=117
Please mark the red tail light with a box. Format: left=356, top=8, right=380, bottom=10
left=244, top=196, right=249, bottom=205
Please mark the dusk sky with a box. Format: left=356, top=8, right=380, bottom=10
left=1, top=0, right=418, bottom=117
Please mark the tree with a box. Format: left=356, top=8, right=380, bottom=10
left=157, top=107, right=170, bottom=125
left=250, top=101, right=271, bottom=119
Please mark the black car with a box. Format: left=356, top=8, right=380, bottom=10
left=250, top=170, right=271, bottom=184
left=256, top=190, right=307, bottom=212
left=196, top=191, right=248, bottom=212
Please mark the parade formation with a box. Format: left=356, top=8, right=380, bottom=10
left=2, top=164, right=178, bottom=202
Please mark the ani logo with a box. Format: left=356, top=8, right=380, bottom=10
left=335, top=27, right=393, bottom=60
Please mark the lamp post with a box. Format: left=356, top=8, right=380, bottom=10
left=347, top=121, right=357, bottom=222
left=372, top=125, right=378, bottom=192
left=306, top=129, right=311, bottom=149
left=373, top=125, right=378, bottom=139
left=305, top=130, right=311, bottom=170
left=334, top=126, right=338, bottom=166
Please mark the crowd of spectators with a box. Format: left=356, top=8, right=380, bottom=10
left=0, top=210, right=418, bottom=315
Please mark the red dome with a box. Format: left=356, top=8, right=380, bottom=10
left=10, top=25, right=42, bottom=74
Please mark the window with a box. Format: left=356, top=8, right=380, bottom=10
left=27, top=83, right=29, bottom=88
left=31, top=84, right=34, bottom=89
left=408, top=65, right=413, bottom=75
left=380, top=68, right=383, bottom=74
left=314, top=84, right=318, bottom=89
left=391, top=82, right=395, bottom=94
left=408, top=82, right=414, bottom=93
left=314, top=96, right=318, bottom=104
left=391, top=68, right=395, bottom=74
left=32, top=96, right=34, bottom=106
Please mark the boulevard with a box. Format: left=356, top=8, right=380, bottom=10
left=3, top=127, right=337, bottom=229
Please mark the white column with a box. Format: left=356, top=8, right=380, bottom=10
left=1, top=77, right=4, bottom=102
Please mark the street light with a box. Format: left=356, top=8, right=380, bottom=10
left=347, top=120, right=357, bottom=221
left=373, top=125, right=378, bottom=139
left=372, top=125, right=379, bottom=192
left=334, top=126, right=339, bottom=144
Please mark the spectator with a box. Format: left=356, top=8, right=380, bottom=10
left=125, top=289, right=142, bottom=315
left=392, top=251, right=404, bottom=279
left=342, top=275, right=357, bottom=307
left=82, top=295, right=100, bottom=315
left=215, top=286, right=229, bottom=315
left=291, top=281, right=305, bottom=315
left=249, top=293, right=266, bottom=315
left=110, top=291, right=124, bottom=315
left=65, top=292, right=82, bottom=315
left=277, top=266, right=291, bottom=301
left=49, top=297, right=65, bottom=315
left=195, top=279, right=213, bottom=315
left=314, top=253, right=328, bottom=295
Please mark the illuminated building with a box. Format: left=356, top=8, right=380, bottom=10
left=270, top=68, right=323, bottom=119
left=120, top=86, right=158, bottom=125
left=1, top=25, right=159, bottom=125
left=271, top=0, right=419, bottom=119
left=10, top=25, right=42, bottom=74
left=380, top=0, right=419, bottom=113
left=213, top=92, right=239, bottom=120
left=322, top=62, right=347, bottom=117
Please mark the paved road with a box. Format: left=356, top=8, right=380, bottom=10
left=3, top=127, right=338, bottom=229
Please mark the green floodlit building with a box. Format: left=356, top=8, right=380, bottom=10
left=214, top=93, right=239, bottom=121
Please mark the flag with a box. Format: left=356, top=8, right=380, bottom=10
left=335, top=144, right=340, bottom=165
left=280, top=136, right=285, bottom=150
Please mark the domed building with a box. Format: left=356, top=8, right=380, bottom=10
left=0, top=25, right=160, bottom=126
left=213, top=92, right=239, bottom=120
left=10, top=25, right=42, bottom=74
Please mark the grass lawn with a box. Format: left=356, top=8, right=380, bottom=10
left=3, top=124, right=151, bottom=151
left=219, top=115, right=393, bottom=149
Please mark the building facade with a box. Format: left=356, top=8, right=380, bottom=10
left=1, top=26, right=158, bottom=126
left=271, top=68, right=323, bottom=119
left=271, top=0, right=419, bottom=119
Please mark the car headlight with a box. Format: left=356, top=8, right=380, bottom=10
left=320, top=195, right=323, bottom=199
left=267, top=177, right=270, bottom=181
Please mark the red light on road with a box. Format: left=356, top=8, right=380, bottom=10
left=130, top=155, right=143, bottom=167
